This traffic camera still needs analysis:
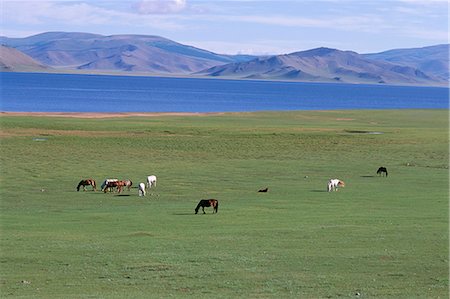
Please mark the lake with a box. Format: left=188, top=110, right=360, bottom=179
left=1, top=72, right=448, bottom=112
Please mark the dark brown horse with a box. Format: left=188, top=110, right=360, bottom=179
left=195, top=199, right=219, bottom=214
left=377, top=167, right=388, bottom=177
left=103, top=180, right=131, bottom=193
left=103, top=180, right=119, bottom=193
left=77, top=179, right=97, bottom=191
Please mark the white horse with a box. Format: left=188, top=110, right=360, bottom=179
left=138, top=183, right=146, bottom=196
left=327, top=179, right=345, bottom=192
left=101, top=178, right=118, bottom=192
left=146, top=175, right=157, bottom=188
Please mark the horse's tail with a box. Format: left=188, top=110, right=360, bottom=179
left=76, top=181, right=82, bottom=191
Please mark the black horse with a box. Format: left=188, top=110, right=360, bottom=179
left=195, top=199, right=219, bottom=214
left=377, top=167, right=388, bottom=177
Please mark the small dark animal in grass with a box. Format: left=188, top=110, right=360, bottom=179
left=195, top=199, right=219, bottom=214
left=258, top=187, right=269, bottom=192
left=77, top=179, right=96, bottom=191
left=377, top=167, right=388, bottom=177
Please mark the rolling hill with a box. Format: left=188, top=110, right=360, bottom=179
left=0, top=45, right=49, bottom=72
left=0, top=32, right=255, bottom=74
left=363, top=44, right=449, bottom=81
left=197, top=47, right=446, bottom=85
left=1, top=32, right=448, bottom=86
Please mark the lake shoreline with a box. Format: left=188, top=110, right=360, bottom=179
left=0, top=111, right=224, bottom=118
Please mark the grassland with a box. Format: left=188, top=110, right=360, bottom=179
left=0, top=110, right=448, bottom=298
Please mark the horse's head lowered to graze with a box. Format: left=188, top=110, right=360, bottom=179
left=377, top=167, right=388, bottom=177
left=138, top=182, right=146, bottom=196
left=327, top=179, right=345, bottom=192
left=195, top=199, right=219, bottom=214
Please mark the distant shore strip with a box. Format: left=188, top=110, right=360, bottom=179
left=0, top=112, right=224, bottom=118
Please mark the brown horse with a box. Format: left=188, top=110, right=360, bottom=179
left=116, top=180, right=129, bottom=193
left=195, top=199, right=219, bottom=214
left=104, top=180, right=131, bottom=193
left=124, top=179, right=133, bottom=191
left=77, top=179, right=97, bottom=191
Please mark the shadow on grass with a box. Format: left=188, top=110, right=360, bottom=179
left=311, top=190, right=328, bottom=193
left=361, top=175, right=376, bottom=178
left=173, top=212, right=219, bottom=216
left=173, top=212, right=195, bottom=216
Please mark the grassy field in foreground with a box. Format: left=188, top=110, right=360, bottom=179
left=0, top=110, right=448, bottom=298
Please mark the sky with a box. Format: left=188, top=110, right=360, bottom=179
left=1, top=0, right=448, bottom=55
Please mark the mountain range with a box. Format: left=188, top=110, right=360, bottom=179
left=1, top=32, right=448, bottom=86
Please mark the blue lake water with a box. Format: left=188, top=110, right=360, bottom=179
left=1, top=72, right=448, bottom=112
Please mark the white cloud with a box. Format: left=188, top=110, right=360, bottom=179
left=2, top=1, right=188, bottom=31
left=136, top=0, right=187, bottom=14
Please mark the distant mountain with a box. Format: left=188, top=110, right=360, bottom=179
left=1, top=32, right=448, bottom=86
left=0, top=32, right=256, bottom=74
left=197, top=47, right=447, bottom=86
left=363, top=44, right=449, bottom=81
left=0, top=45, right=49, bottom=72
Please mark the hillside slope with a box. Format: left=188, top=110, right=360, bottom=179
left=0, top=32, right=255, bottom=74
left=0, top=45, right=49, bottom=72
left=197, top=47, right=445, bottom=85
left=363, top=44, right=449, bottom=81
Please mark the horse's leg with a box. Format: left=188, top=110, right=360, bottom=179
left=202, top=206, right=206, bottom=214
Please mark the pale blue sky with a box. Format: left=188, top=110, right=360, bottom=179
left=1, top=0, right=448, bottom=55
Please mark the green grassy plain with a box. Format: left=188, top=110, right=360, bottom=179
left=0, top=110, right=448, bottom=298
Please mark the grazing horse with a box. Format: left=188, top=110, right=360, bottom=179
left=258, top=187, right=269, bottom=192
left=115, top=180, right=129, bottom=193
left=103, top=180, right=119, bottom=193
left=327, top=179, right=345, bottom=192
left=101, top=179, right=118, bottom=192
left=147, top=175, right=157, bottom=188
left=195, top=199, right=219, bottom=214
left=103, top=180, right=129, bottom=193
left=106, top=180, right=131, bottom=193
left=377, top=167, right=388, bottom=177
left=77, top=179, right=96, bottom=191
left=123, top=179, right=133, bottom=191
left=138, top=183, right=146, bottom=196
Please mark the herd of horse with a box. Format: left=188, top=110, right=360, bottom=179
left=76, top=175, right=157, bottom=194
left=76, top=167, right=388, bottom=214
